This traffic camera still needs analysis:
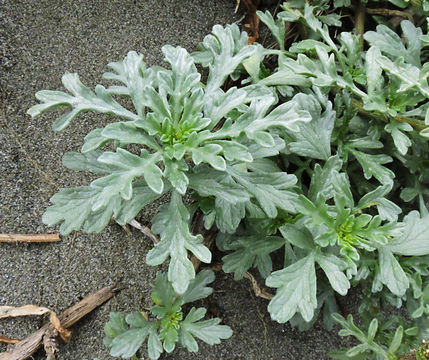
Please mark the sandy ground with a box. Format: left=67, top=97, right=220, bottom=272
left=0, top=1, right=349, bottom=358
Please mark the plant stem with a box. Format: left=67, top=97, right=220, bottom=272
left=366, top=8, right=413, bottom=21
left=351, top=99, right=427, bottom=131
left=355, top=0, right=366, bottom=47
left=0, top=234, right=60, bottom=243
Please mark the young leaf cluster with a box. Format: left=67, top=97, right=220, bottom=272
left=104, top=270, right=232, bottom=360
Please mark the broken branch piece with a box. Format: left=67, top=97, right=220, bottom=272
left=0, top=336, right=19, bottom=345
left=0, top=234, right=60, bottom=243
left=129, top=219, right=159, bottom=244
left=0, top=284, right=120, bottom=360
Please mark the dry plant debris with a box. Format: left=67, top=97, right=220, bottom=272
left=0, top=284, right=120, bottom=360
left=0, top=234, right=60, bottom=243
left=237, top=0, right=261, bottom=43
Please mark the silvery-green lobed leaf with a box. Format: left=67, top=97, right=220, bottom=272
left=246, top=158, right=282, bottom=173
left=267, top=252, right=317, bottom=323
left=387, top=211, right=429, bottom=256
left=27, top=73, right=139, bottom=131
left=92, top=148, right=163, bottom=210
left=218, top=233, right=284, bottom=279
left=104, top=312, right=128, bottom=347
left=211, top=140, right=253, bottom=163
left=227, top=166, right=298, bottom=218
left=160, top=45, right=201, bottom=123
left=245, top=96, right=312, bottom=135
left=83, top=194, right=122, bottom=233
left=289, top=39, right=331, bottom=53
left=191, top=144, right=226, bottom=171
left=348, top=149, right=394, bottom=186
left=105, top=311, right=162, bottom=360
left=101, top=121, right=161, bottom=151
left=314, top=46, right=338, bottom=82
left=242, top=44, right=266, bottom=82
left=109, top=324, right=152, bottom=358
left=286, top=93, right=335, bottom=160
left=178, top=307, right=232, bottom=353
left=308, top=155, right=342, bottom=202
left=188, top=166, right=249, bottom=233
left=338, top=32, right=361, bottom=67
left=364, top=21, right=422, bottom=68
left=81, top=128, right=111, bottom=153
left=150, top=272, right=177, bottom=312
left=42, top=177, right=163, bottom=234
left=330, top=314, right=392, bottom=359
left=103, top=50, right=157, bottom=116
left=377, top=56, right=429, bottom=97
left=258, top=66, right=312, bottom=87
left=204, top=87, right=247, bottom=130
left=115, top=180, right=166, bottom=226
left=385, top=120, right=413, bottom=155
left=147, top=327, right=163, bottom=360
left=345, top=136, right=383, bottom=150
left=160, top=323, right=178, bottom=353
left=42, top=187, right=114, bottom=235
left=178, top=89, right=205, bottom=130
left=209, top=95, right=310, bottom=149
left=278, top=4, right=302, bottom=23
left=280, top=224, right=315, bottom=250
left=181, top=269, right=215, bottom=304
left=315, top=252, right=350, bottom=296
left=388, top=326, right=404, bottom=354
left=163, top=158, right=189, bottom=195
left=356, top=185, right=401, bottom=222
left=188, top=166, right=249, bottom=203
left=146, top=192, right=211, bottom=294
left=215, top=199, right=246, bottom=234
left=257, top=10, right=286, bottom=50
left=247, top=133, right=285, bottom=159
left=331, top=172, right=354, bottom=209
left=193, top=24, right=256, bottom=94
left=377, top=248, right=409, bottom=296
left=365, top=46, right=383, bottom=99
left=302, top=4, right=338, bottom=50
left=296, top=195, right=333, bottom=229
left=62, top=150, right=119, bottom=174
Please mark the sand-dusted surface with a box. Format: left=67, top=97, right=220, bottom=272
left=0, top=1, right=348, bottom=358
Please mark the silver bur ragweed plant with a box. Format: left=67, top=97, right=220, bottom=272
left=28, top=2, right=429, bottom=358
left=28, top=23, right=312, bottom=359
left=28, top=24, right=310, bottom=295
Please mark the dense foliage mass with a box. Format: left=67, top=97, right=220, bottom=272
left=28, top=1, right=429, bottom=358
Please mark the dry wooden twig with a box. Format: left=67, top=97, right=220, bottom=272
left=0, top=234, right=60, bottom=243
left=244, top=272, right=274, bottom=300
left=129, top=219, right=159, bottom=244
left=208, top=261, right=275, bottom=300
left=366, top=8, right=414, bottom=21
left=43, top=329, right=58, bottom=360
left=0, top=336, right=19, bottom=345
left=0, top=284, right=120, bottom=360
left=0, top=305, right=71, bottom=343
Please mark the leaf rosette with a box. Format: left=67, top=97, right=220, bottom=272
left=28, top=24, right=311, bottom=294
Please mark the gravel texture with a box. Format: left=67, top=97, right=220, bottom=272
left=0, top=1, right=349, bottom=358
